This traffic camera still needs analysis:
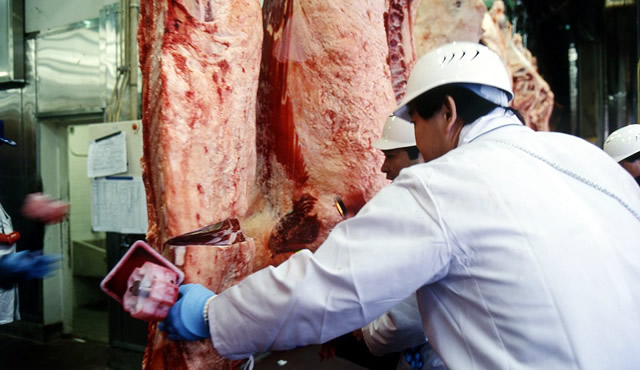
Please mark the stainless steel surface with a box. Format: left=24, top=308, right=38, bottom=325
left=36, top=19, right=105, bottom=115
left=103, top=1, right=141, bottom=122
left=101, top=3, right=120, bottom=119
left=129, top=0, right=139, bottom=120
left=0, top=0, right=24, bottom=84
left=0, top=85, right=22, bottom=184
left=25, top=0, right=105, bottom=34
left=0, top=38, right=26, bottom=191
left=22, top=38, right=38, bottom=185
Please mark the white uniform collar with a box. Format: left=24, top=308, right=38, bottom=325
left=457, top=107, right=523, bottom=148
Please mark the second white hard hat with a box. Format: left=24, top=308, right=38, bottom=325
left=372, top=115, right=416, bottom=150
left=604, top=124, right=640, bottom=162
left=394, top=41, right=514, bottom=121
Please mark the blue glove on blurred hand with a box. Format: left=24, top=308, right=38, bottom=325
left=0, top=251, right=62, bottom=288
left=159, top=284, right=215, bottom=341
left=0, top=250, right=62, bottom=278
left=23, top=251, right=62, bottom=279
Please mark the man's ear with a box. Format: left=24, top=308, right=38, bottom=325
left=443, top=96, right=463, bottom=136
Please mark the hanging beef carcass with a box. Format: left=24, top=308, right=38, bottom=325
left=508, top=33, right=555, bottom=131
left=481, top=0, right=554, bottom=131
left=138, top=0, right=262, bottom=368
left=139, top=0, right=394, bottom=367
left=245, top=0, right=396, bottom=270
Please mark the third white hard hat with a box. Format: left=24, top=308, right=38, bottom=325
left=394, top=41, right=513, bottom=121
left=604, top=124, right=640, bottom=162
left=372, top=115, right=416, bottom=150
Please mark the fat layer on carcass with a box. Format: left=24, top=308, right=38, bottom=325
left=139, top=0, right=262, bottom=249
left=138, top=0, right=262, bottom=368
left=246, top=0, right=396, bottom=270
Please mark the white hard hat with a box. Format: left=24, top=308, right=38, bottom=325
left=604, top=124, right=640, bottom=162
left=372, top=115, right=416, bottom=150
left=394, top=41, right=514, bottom=121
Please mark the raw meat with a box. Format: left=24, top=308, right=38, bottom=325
left=481, top=1, right=554, bottom=131
left=138, top=0, right=262, bottom=368
left=480, top=12, right=508, bottom=69
left=246, top=0, right=395, bottom=270
left=508, top=33, right=555, bottom=131
left=144, top=222, right=256, bottom=369
left=385, top=0, right=486, bottom=101
left=139, top=0, right=262, bottom=249
left=386, top=0, right=419, bottom=102
left=412, top=0, right=487, bottom=57
left=123, top=261, right=180, bottom=321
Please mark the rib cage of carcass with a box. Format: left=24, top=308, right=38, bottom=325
left=137, top=0, right=554, bottom=368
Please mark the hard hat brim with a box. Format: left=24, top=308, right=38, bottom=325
left=372, top=138, right=415, bottom=151
left=394, top=105, right=411, bottom=123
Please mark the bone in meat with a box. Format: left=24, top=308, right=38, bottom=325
left=386, top=0, right=419, bottom=102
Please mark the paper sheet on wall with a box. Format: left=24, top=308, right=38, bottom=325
left=91, top=176, right=148, bottom=234
left=87, top=131, right=128, bottom=178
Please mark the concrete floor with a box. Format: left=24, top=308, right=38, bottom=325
left=73, top=303, right=109, bottom=344
left=0, top=303, right=369, bottom=369
left=0, top=335, right=367, bottom=370
left=253, top=346, right=368, bottom=370
left=0, top=334, right=110, bottom=370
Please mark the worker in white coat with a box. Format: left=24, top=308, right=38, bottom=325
left=374, top=115, right=424, bottom=181
left=367, top=116, right=443, bottom=370
left=0, top=122, right=67, bottom=324
left=161, top=42, right=640, bottom=369
left=604, top=123, right=640, bottom=187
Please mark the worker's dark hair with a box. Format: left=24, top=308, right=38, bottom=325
left=408, top=84, right=524, bottom=125
left=403, top=146, right=421, bottom=160
left=623, top=151, right=640, bottom=163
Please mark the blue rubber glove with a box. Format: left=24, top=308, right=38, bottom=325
left=0, top=251, right=62, bottom=289
left=159, top=284, right=215, bottom=341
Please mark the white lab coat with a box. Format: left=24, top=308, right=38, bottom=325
left=362, top=293, right=426, bottom=356
left=0, top=203, right=19, bottom=324
left=362, top=293, right=445, bottom=370
left=208, top=108, right=640, bottom=369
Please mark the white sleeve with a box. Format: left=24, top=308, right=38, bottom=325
left=362, top=293, right=427, bottom=356
left=208, top=170, right=451, bottom=359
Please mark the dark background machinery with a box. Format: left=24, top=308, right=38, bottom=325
left=496, top=0, right=638, bottom=144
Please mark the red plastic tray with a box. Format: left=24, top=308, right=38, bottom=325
left=100, top=240, right=184, bottom=305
